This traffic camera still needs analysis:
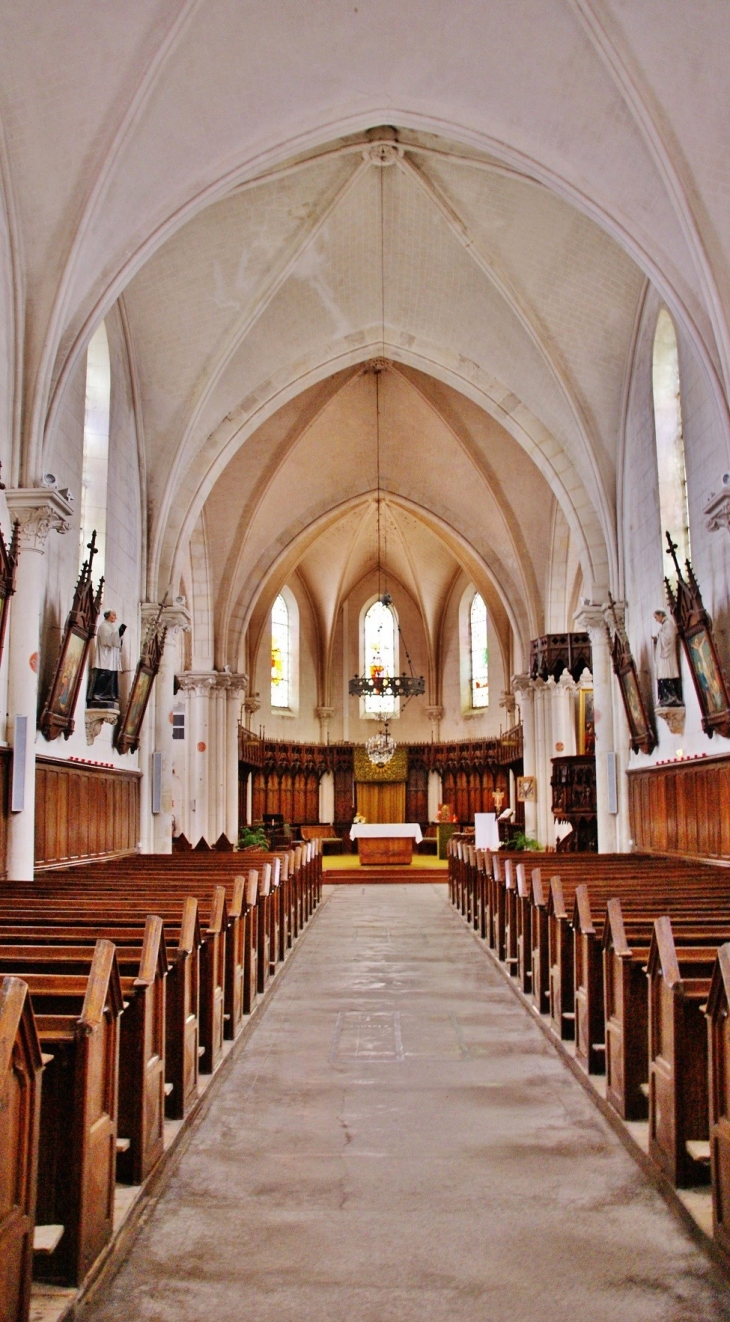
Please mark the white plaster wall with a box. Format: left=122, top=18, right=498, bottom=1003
left=40, top=304, right=143, bottom=769
left=251, top=567, right=508, bottom=745
left=439, top=578, right=507, bottom=741
left=623, top=287, right=730, bottom=770
left=253, top=576, right=320, bottom=741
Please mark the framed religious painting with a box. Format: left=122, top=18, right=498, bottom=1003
left=605, top=596, right=656, bottom=755
left=115, top=605, right=167, bottom=754
left=577, top=687, right=595, bottom=756
left=517, top=775, right=536, bottom=802
left=0, top=517, right=19, bottom=672
left=40, top=533, right=103, bottom=740
left=665, top=534, right=730, bottom=739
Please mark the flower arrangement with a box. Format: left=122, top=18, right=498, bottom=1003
left=352, top=813, right=367, bottom=824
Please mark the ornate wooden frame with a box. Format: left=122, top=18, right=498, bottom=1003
left=665, top=533, right=730, bottom=739
left=606, top=596, right=656, bottom=755
left=40, top=533, right=103, bottom=741
left=0, top=517, right=19, bottom=673
left=115, top=605, right=167, bottom=754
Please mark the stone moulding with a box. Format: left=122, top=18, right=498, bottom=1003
left=655, top=705, right=686, bottom=737
left=85, top=708, right=119, bottom=745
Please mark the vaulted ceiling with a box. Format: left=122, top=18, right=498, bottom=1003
left=1, top=1, right=727, bottom=672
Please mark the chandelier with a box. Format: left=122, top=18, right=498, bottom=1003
left=347, top=365, right=426, bottom=713
left=365, top=719, right=397, bottom=767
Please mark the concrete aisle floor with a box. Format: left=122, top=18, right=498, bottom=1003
left=83, top=884, right=730, bottom=1322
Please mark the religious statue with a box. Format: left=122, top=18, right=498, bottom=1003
left=87, top=609, right=127, bottom=708
left=652, top=609, right=683, bottom=707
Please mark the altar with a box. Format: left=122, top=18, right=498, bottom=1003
left=349, top=822, right=423, bottom=866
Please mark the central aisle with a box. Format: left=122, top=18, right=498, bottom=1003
left=87, top=885, right=730, bottom=1322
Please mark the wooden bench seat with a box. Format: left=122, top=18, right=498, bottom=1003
left=0, top=917, right=167, bottom=1186
left=0, top=975, right=43, bottom=1322
left=647, top=918, right=717, bottom=1188
left=11, top=942, right=123, bottom=1285
left=603, top=900, right=730, bottom=1121
left=0, top=901, right=201, bottom=1120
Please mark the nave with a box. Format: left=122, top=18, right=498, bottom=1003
left=83, top=885, right=730, bottom=1322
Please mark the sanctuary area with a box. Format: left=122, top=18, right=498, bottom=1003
left=2, top=5, right=730, bottom=1321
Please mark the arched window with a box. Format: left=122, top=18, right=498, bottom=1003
left=652, top=309, right=690, bottom=580
left=363, top=598, right=396, bottom=716
left=80, top=322, right=111, bottom=577
left=470, top=592, right=489, bottom=708
left=271, top=593, right=290, bottom=708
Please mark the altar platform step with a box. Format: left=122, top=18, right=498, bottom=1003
left=325, top=865, right=446, bottom=885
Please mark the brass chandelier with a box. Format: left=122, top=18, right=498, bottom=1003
left=348, top=171, right=424, bottom=765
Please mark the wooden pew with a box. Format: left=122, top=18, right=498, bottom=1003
left=529, top=869, right=551, bottom=1014
left=0, top=917, right=167, bottom=1185
left=21, top=941, right=123, bottom=1285
left=1, top=884, right=224, bottom=1075
left=647, top=917, right=714, bottom=1188
left=603, top=900, right=730, bottom=1121
left=0, top=901, right=200, bottom=1120
left=242, top=870, right=259, bottom=1014
left=707, top=944, right=730, bottom=1254
left=0, top=976, right=43, bottom=1322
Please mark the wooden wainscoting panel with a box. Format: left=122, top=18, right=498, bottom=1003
left=628, top=757, right=730, bottom=861
left=35, top=758, right=141, bottom=868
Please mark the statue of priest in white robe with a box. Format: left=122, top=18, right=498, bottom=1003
left=87, top=610, right=127, bottom=708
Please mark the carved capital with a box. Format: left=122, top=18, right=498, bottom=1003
left=6, top=487, right=74, bottom=550
left=315, top=706, right=335, bottom=721
left=426, top=705, right=445, bottom=724
left=704, top=485, right=730, bottom=534
left=499, top=689, right=517, bottom=717
left=85, top=708, right=119, bottom=746
left=176, top=671, right=216, bottom=697
left=141, top=596, right=191, bottom=635
left=575, top=602, right=608, bottom=640
left=221, top=671, right=248, bottom=697
left=511, top=672, right=531, bottom=694
left=207, top=670, right=248, bottom=696
left=244, top=694, right=261, bottom=716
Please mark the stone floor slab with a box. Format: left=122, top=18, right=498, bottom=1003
left=82, top=883, right=730, bottom=1322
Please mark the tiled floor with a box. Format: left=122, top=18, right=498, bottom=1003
left=82, top=884, right=730, bottom=1321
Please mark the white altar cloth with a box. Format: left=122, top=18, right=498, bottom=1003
left=350, top=823, right=423, bottom=843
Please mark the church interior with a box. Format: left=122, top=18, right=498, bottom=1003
left=3, top=4, right=730, bottom=1319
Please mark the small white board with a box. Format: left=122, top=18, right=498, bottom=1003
left=474, top=813, right=500, bottom=851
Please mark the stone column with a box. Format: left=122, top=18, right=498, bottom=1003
left=603, top=600, right=632, bottom=853
left=533, top=678, right=553, bottom=847
left=499, top=689, right=517, bottom=727
left=315, top=706, right=335, bottom=743
left=576, top=605, right=617, bottom=852
left=5, top=489, right=73, bottom=880
left=512, top=674, right=537, bottom=840
left=428, top=770, right=442, bottom=823
left=223, top=674, right=247, bottom=844
left=244, top=694, right=261, bottom=732
left=426, top=705, right=445, bottom=741
left=552, top=670, right=578, bottom=758
left=177, top=673, right=215, bottom=846
left=319, top=770, right=335, bottom=824
left=143, top=599, right=191, bottom=854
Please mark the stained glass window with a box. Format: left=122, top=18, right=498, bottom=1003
left=364, top=599, right=396, bottom=715
left=80, top=321, right=111, bottom=577
left=652, top=309, right=690, bottom=581
left=271, top=593, right=290, bottom=708
left=470, top=593, right=489, bottom=708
